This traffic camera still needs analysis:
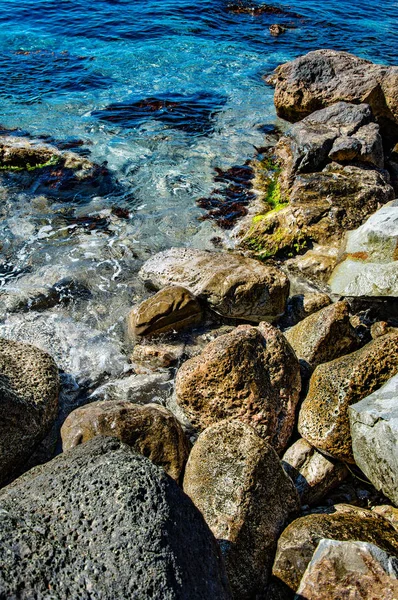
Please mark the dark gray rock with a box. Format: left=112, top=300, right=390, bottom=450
left=0, top=437, right=232, bottom=599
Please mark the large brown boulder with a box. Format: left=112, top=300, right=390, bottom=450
left=61, top=401, right=190, bottom=481
left=298, top=331, right=398, bottom=462
left=183, top=420, right=299, bottom=599
left=272, top=505, right=398, bottom=593
left=175, top=323, right=301, bottom=453
left=138, top=248, right=290, bottom=322
left=285, top=300, right=359, bottom=368
left=0, top=338, right=59, bottom=486
left=295, top=539, right=398, bottom=600
left=127, top=286, right=202, bottom=339
left=266, top=50, right=398, bottom=140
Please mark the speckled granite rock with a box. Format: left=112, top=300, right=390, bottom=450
left=298, top=330, right=398, bottom=462
left=0, top=437, right=232, bottom=599
left=295, top=539, right=398, bottom=600
left=184, top=420, right=299, bottom=599
left=175, top=323, right=301, bottom=453
left=0, top=337, right=59, bottom=486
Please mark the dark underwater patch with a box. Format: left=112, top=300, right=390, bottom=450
left=91, top=92, right=227, bottom=136
left=0, top=50, right=112, bottom=103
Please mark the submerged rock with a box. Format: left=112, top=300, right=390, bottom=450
left=350, top=374, right=398, bottom=506
left=0, top=338, right=59, bottom=486
left=183, top=420, right=299, bottom=599
left=329, top=200, right=398, bottom=297
left=295, top=539, right=398, bottom=600
left=298, top=330, right=398, bottom=462
left=127, top=286, right=203, bottom=339
left=266, top=50, right=398, bottom=141
left=285, top=300, right=359, bottom=368
left=61, top=402, right=190, bottom=481
left=282, top=438, right=348, bottom=507
left=272, top=505, right=398, bottom=592
left=175, top=323, right=300, bottom=452
left=139, top=248, right=289, bottom=322
left=0, top=135, right=114, bottom=200
left=0, top=437, right=232, bottom=599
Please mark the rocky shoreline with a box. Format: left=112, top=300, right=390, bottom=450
left=1, top=49, right=398, bottom=599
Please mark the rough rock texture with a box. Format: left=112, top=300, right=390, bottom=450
left=295, top=539, right=398, bottom=600
left=350, top=374, right=398, bottom=506
left=0, top=337, right=59, bottom=486
left=0, top=135, right=113, bottom=199
left=298, top=330, right=398, bottom=462
left=61, top=402, right=190, bottom=481
left=282, top=438, right=348, bottom=507
left=175, top=323, right=301, bottom=453
left=330, top=200, right=398, bottom=297
left=285, top=300, right=359, bottom=368
left=183, top=420, right=299, bottom=599
left=272, top=504, right=398, bottom=592
left=138, top=248, right=290, bottom=322
left=266, top=50, right=398, bottom=139
left=127, top=286, right=203, bottom=339
left=373, top=506, right=398, bottom=532
left=0, top=437, right=232, bottom=599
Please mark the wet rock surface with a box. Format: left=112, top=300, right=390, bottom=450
left=350, top=374, right=398, bottom=506
left=175, top=323, right=300, bottom=452
left=295, top=539, right=398, bottom=600
left=0, top=338, right=59, bottom=486
left=61, top=402, right=190, bottom=481
left=183, top=420, right=299, bottom=599
left=0, top=437, right=232, bottom=599
left=272, top=505, right=398, bottom=592
left=139, top=248, right=290, bottom=322
left=127, top=286, right=203, bottom=339
left=298, top=330, right=398, bottom=462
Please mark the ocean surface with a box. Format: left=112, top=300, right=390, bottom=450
left=0, top=0, right=397, bottom=408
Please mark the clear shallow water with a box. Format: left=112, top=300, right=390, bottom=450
left=0, top=0, right=397, bottom=400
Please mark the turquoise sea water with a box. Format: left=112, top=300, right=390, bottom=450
left=0, top=0, right=397, bottom=399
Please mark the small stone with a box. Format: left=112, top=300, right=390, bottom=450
left=130, top=341, right=184, bottom=369
left=183, top=420, right=299, bottom=599
left=175, top=323, right=301, bottom=453
left=270, top=24, right=286, bottom=36
left=298, top=330, right=398, bottom=462
left=282, top=438, right=348, bottom=506
left=350, top=374, right=398, bottom=506
left=272, top=504, right=398, bottom=592
left=295, top=539, right=398, bottom=600
left=285, top=300, right=359, bottom=368
left=127, top=286, right=203, bottom=339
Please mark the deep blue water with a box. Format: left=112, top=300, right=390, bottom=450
left=0, top=0, right=397, bottom=391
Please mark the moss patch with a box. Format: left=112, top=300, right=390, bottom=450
left=0, top=154, right=60, bottom=172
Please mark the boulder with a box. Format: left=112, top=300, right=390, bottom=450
left=266, top=50, right=398, bottom=140
left=175, top=323, right=301, bottom=453
left=272, top=504, right=398, bottom=592
left=138, top=248, right=290, bottom=322
left=127, top=286, right=203, bottom=339
left=373, top=506, right=398, bottom=532
left=295, top=539, right=398, bottom=600
left=0, top=135, right=114, bottom=199
left=0, top=338, right=59, bottom=486
left=280, top=291, right=331, bottom=328
left=285, top=300, right=359, bottom=368
left=183, top=420, right=299, bottom=599
left=282, top=439, right=348, bottom=507
left=61, top=402, right=190, bottom=481
left=350, top=374, right=398, bottom=506
left=329, top=200, right=398, bottom=297
left=0, top=437, right=232, bottom=599
left=298, top=330, right=398, bottom=462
